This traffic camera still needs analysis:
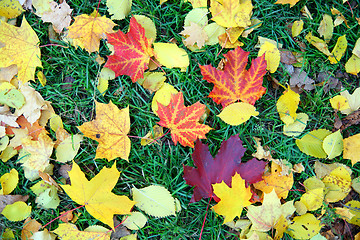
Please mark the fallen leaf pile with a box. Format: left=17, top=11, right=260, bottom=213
left=1, top=0, right=360, bottom=239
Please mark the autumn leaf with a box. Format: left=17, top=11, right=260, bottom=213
left=77, top=101, right=131, bottom=161
left=0, top=17, right=42, bottom=83
left=247, top=190, right=295, bottom=232
left=53, top=223, right=110, bottom=240
left=286, top=213, right=323, bottom=239
left=305, top=32, right=331, bottom=56
left=156, top=91, right=211, bottom=147
left=183, top=134, right=266, bottom=202
left=212, top=173, right=252, bottom=223
left=41, top=1, right=73, bottom=33
left=343, top=133, right=360, bottom=165
left=106, top=0, right=131, bottom=20
left=180, top=21, right=208, bottom=49
left=210, top=0, right=252, bottom=28
left=217, top=102, right=259, bottom=126
left=105, top=16, right=154, bottom=82
left=292, top=20, right=303, bottom=37
left=275, top=0, right=301, bottom=7
left=328, top=35, right=347, bottom=64
left=68, top=9, right=116, bottom=53
left=200, top=46, right=267, bottom=107
left=0, top=0, right=24, bottom=18
left=61, top=161, right=135, bottom=229
left=318, top=14, right=333, bottom=42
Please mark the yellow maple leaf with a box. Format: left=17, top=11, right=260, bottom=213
left=77, top=101, right=131, bottom=161
left=61, top=161, right=135, bottom=229
left=68, top=10, right=116, bottom=53
left=0, top=17, right=42, bottom=83
left=212, top=173, right=252, bottom=223
left=210, top=0, right=252, bottom=28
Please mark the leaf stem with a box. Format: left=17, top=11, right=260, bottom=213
left=42, top=205, right=85, bottom=229
left=199, top=196, right=212, bottom=240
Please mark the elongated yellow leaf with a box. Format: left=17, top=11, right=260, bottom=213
left=318, top=14, right=333, bottom=42
left=305, top=32, right=331, bottom=56
left=328, top=35, right=347, bottom=64
left=292, top=20, right=303, bottom=37
left=322, top=130, right=343, bottom=159
left=132, top=185, right=176, bottom=218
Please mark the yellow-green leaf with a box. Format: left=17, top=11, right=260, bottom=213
left=305, top=32, right=331, bottom=56
left=258, top=41, right=280, bottom=73
left=295, top=129, right=331, bottom=158
left=122, top=211, right=147, bottom=230
left=217, top=102, right=258, bottom=126
left=292, top=20, right=303, bottom=37
left=0, top=169, right=18, bottom=195
left=132, top=185, right=176, bottom=218
left=283, top=113, right=308, bottom=137
left=328, top=35, right=347, bottom=64
left=322, top=130, right=343, bottom=159
left=345, top=54, right=360, bottom=75
left=1, top=201, right=31, bottom=221
left=276, top=86, right=300, bottom=126
left=317, top=14, right=333, bottom=42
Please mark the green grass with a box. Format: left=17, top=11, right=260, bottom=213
left=1, top=0, right=360, bottom=239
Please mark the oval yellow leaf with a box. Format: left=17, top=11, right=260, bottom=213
left=153, top=43, right=189, bottom=71
left=328, top=35, right=347, bottom=64
left=276, top=86, right=300, bottom=126
left=132, top=185, right=176, bottom=218
left=343, top=133, right=360, bottom=165
left=133, top=15, right=157, bottom=41
left=329, top=95, right=350, bottom=111
left=0, top=168, right=18, bottom=195
left=322, top=130, right=343, bottom=159
left=204, top=22, right=226, bottom=45
left=345, top=54, right=360, bottom=75
left=1, top=201, right=31, bottom=221
left=151, top=83, right=178, bottom=115
left=217, top=102, right=258, bottom=126
left=292, top=20, right=303, bottom=37
left=317, top=14, right=333, bottom=42
left=122, top=211, right=147, bottom=230
left=258, top=41, right=280, bottom=73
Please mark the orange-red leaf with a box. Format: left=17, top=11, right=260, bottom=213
left=200, top=47, right=267, bottom=107
left=105, top=17, right=154, bottom=82
left=157, top=92, right=211, bottom=148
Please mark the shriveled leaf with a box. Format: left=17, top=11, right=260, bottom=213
left=132, top=185, right=176, bottom=218
left=77, top=101, right=130, bottom=161
left=157, top=92, right=211, bottom=148
left=105, top=17, right=154, bottom=82
left=212, top=173, right=252, bottom=223
left=283, top=113, right=309, bottom=137
left=305, top=32, right=331, bottom=56
left=217, top=102, right=258, bottom=126
left=141, top=125, right=163, bottom=146
left=61, top=162, right=135, bottom=229
left=200, top=47, right=267, bottom=107
left=295, top=129, right=331, bottom=158
left=41, top=1, right=72, bottom=33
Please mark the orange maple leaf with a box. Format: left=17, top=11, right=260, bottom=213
left=157, top=92, right=211, bottom=148
left=200, top=47, right=267, bottom=107
left=105, top=16, right=154, bottom=82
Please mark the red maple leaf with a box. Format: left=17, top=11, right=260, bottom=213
left=183, top=134, right=266, bottom=202
left=105, top=17, right=154, bottom=82
left=200, top=46, right=267, bottom=107
left=157, top=91, right=211, bottom=148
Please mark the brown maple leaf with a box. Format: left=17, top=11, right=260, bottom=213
left=157, top=92, right=211, bottom=148
left=200, top=46, right=267, bottom=107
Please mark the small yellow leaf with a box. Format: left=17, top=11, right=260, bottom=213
left=212, top=173, right=252, bottom=223
left=132, top=185, right=176, bottom=218
left=0, top=0, right=24, bottom=19
left=107, top=0, right=131, bottom=20
left=345, top=54, right=360, bottom=75
left=49, top=114, right=63, bottom=132
left=317, top=14, right=333, bottom=42
left=305, top=32, right=331, bottom=56
left=322, top=167, right=351, bottom=202
left=153, top=43, right=189, bottom=71
left=1, top=201, right=31, bottom=221
left=151, top=83, right=178, bottom=115
left=36, top=71, right=46, bottom=86
left=53, top=223, right=110, bottom=240
left=340, top=87, right=360, bottom=114
left=328, top=35, right=347, bottom=64
left=283, top=113, right=308, bottom=137
left=345, top=200, right=360, bottom=226
left=274, top=0, right=300, bottom=7
left=343, top=133, right=360, bottom=165
left=299, top=178, right=324, bottom=211
left=330, top=95, right=350, bottom=111
left=276, top=86, right=300, bottom=126
left=204, top=22, right=226, bottom=45
left=258, top=41, right=280, bottom=73
left=55, top=131, right=83, bottom=163
left=97, top=67, right=115, bottom=96
left=122, top=211, right=147, bottom=230
left=322, top=130, right=343, bottom=159
left=217, top=102, right=258, bottom=126
left=292, top=20, right=303, bottom=37
left=0, top=169, right=18, bottom=195
left=184, top=8, right=208, bottom=27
